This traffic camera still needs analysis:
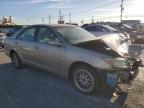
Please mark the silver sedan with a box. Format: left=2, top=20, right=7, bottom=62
left=3, top=24, right=142, bottom=94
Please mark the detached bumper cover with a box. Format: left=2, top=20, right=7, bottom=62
left=101, top=58, right=143, bottom=87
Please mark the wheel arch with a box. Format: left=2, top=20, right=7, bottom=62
left=68, top=61, right=107, bottom=89
left=68, top=61, right=97, bottom=79
left=10, top=49, right=17, bottom=57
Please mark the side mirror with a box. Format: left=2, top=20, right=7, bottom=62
left=48, top=40, right=64, bottom=47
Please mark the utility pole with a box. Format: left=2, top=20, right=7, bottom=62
left=109, top=10, right=111, bottom=22
left=27, top=18, right=30, bottom=24
left=42, top=17, right=44, bottom=24
left=33, top=20, right=35, bottom=24
left=61, top=16, right=64, bottom=21
left=120, top=0, right=124, bottom=22
left=81, top=20, right=84, bottom=25
left=59, top=9, right=62, bottom=22
left=48, top=15, right=51, bottom=24
left=91, top=16, right=94, bottom=24
left=69, top=12, right=71, bottom=24
left=58, top=9, right=64, bottom=24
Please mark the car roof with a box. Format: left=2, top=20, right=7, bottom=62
left=28, top=24, right=75, bottom=28
left=85, top=24, right=105, bottom=26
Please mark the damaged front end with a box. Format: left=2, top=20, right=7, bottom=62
left=74, top=34, right=143, bottom=87
left=118, top=57, right=143, bottom=83
left=102, top=34, right=143, bottom=85
left=104, top=56, right=143, bottom=87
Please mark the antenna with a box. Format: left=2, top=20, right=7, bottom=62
left=69, top=12, right=71, bottom=24
left=49, top=15, right=51, bottom=24
left=59, top=9, right=62, bottom=21
left=120, top=0, right=124, bottom=22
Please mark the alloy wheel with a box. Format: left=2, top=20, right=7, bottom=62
left=73, top=69, right=95, bottom=93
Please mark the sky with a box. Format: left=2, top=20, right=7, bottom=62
left=0, top=0, right=144, bottom=25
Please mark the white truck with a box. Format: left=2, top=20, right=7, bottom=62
left=0, top=31, right=6, bottom=48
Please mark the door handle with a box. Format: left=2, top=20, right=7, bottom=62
left=15, top=41, right=23, bottom=47
left=33, top=45, right=39, bottom=49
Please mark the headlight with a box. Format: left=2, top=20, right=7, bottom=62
left=119, top=33, right=126, bottom=39
left=103, top=57, right=129, bottom=68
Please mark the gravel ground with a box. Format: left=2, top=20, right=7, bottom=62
left=124, top=68, right=144, bottom=108
left=123, top=46, right=144, bottom=108
left=0, top=48, right=119, bottom=108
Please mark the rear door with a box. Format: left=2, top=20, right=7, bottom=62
left=15, top=26, right=39, bottom=64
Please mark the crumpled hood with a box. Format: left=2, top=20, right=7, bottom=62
left=96, top=34, right=129, bottom=57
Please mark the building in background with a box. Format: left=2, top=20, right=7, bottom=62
left=0, top=16, right=15, bottom=25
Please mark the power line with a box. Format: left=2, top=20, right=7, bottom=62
left=8, top=0, right=120, bottom=21
left=11, top=0, right=141, bottom=24
left=71, top=0, right=120, bottom=16
left=84, top=14, right=144, bottom=22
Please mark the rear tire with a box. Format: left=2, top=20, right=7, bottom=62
left=10, top=52, right=22, bottom=69
left=71, top=65, right=101, bottom=94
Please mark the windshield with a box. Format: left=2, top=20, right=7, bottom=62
left=54, top=26, right=96, bottom=44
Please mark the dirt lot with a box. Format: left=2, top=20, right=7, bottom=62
left=0, top=46, right=144, bottom=108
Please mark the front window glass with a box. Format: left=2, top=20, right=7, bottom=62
left=18, top=27, right=36, bottom=41
left=37, top=27, right=57, bottom=44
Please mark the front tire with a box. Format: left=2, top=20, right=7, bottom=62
left=71, top=65, right=100, bottom=94
left=10, top=52, right=22, bottom=69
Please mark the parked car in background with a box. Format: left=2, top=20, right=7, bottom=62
left=0, top=30, right=6, bottom=48
left=119, top=24, right=132, bottom=33
left=133, top=35, right=144, bottom=45
left=4, top=24, right=143, bottom=94
left=7, top=26, right=23, bottom=37
left=0, top=25, right=24, bottom=48
left=83, top=24, right=130, bottom=41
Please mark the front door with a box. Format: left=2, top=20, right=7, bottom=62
left=15, top=27, right=39, bottom=64
left=34, top=26, right=66, bottom=74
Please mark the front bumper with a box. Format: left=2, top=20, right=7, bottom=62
left=102, top=57, right=143, bottom=87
